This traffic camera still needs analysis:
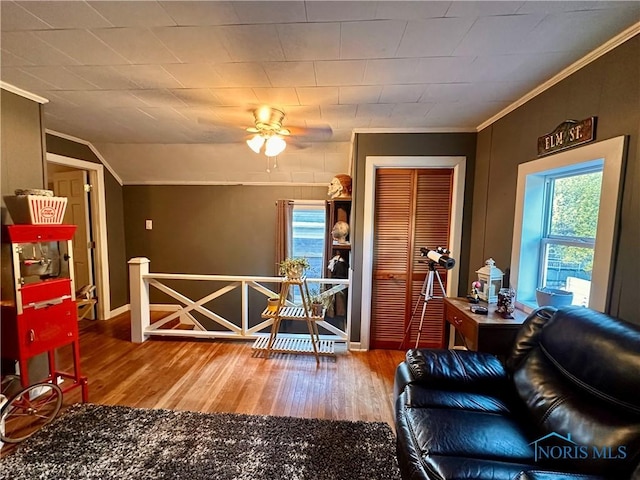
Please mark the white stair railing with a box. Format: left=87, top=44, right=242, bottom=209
left=128, top=257, right=350, bottom=346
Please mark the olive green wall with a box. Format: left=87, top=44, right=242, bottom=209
left=471, top=35, right=639, bottom=324
left=1, top=90, right=45, bottom=302
left=123, top=185, right=327, bottom=328
left=1, top=89, right=46, bottom=379
left=45, top=134, right=128, bottom=310
left=1, top=90, right=45, bottom=223
left=350, top=132, right=478, bottom=343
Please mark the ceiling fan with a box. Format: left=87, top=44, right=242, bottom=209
left=244, top=106, right=332, bottom=157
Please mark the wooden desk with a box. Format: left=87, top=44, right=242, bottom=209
left=443, top=297, right=528, bottom=357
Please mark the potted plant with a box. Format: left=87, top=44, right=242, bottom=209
left=308, top=286, right=331, bottom=317
left=278, top=257, right=310, bottom=279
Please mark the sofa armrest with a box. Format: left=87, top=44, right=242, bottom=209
left=514, top=470, right=607, bottom=480
left=402, top=348, right=508, bottom=392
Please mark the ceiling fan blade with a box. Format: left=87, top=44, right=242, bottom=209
left=286, top=124, right=333, bottom=140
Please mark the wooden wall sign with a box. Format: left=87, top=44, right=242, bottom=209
left=538, top=117, right=597, bottom=156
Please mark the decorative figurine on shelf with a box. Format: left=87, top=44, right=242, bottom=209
left=497, top=287, right=516, bottom=319
left=331, top=221, right=350, bottom=244
left=328, top=174, right=352, bottom=199
left=467, top=281, right=481, bottom=303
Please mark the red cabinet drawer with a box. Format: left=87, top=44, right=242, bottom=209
left=20, top=300, right=77, bottom=358
left=20, top=279, right=72, bottom=306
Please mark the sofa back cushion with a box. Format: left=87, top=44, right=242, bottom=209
left=512, top=306, right=640, bottom=477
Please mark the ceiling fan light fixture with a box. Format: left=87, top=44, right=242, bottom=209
left=246, top=134, right=265, bottom=154
left=264, top=135, right=286, bottom=157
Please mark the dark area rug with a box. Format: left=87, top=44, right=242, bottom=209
left=0, top=403, right=400, bottom=480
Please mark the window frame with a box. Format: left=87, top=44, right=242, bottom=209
left=290, top=200, right=327, bottom=279
left=510, top=136, right=626, bottom=313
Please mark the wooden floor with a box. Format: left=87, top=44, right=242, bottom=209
left=45, top=312, right=405, bottom=426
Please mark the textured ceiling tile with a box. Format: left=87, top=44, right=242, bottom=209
left=213, top=63, right=271, bottom=87
left=391, top=103, right=431, bottom=117
left=252, top=87, right=300, bottom=106
left=396, top=17, right=475, bottom=57
left=445, top=1, right=524, bottom=18
left=88, top=1, right=176, bottom=27
left=1, top=31, right=78, bottom=65
left=414, top=56, right=475, bottom=83
left=362, top=58, right=418, bottom=84
left=34, top=30, right=130, bottom=65
left=1, top=67, right=58, bottom=92
left=321, top=104, right=357, bottom=120
left=380, top=85, right=427, bottom=103
left=92, top=28, right=180, bottom=64
left=340, top=20, right=406, bottom=59
left=16, top=1, right=112, bottom=29
left=0, top=1, right=51, bottom=31
left=306, top=1, right=377, bottom=22
left=0, top=48, right=33, bottom=67
left=210, top=87, right=259, bottom=106
left=296, top=87, right=339, bottom=106
left=131, top=89, right=187, bottom=107
left=277, top=23, right=340, bottom=61
left=152, top=26, right=231, bottom=63
left=158, top=1, right=240, bottom=26
left=66, top=65, right=139, bottom=89
left=339, top=86, right=382, bottom=104
left=17, top=65, right=98, bottom=90
left=113, top=65, right=184, bottom=89
left=162, top=64, right=223, bottom=88
left=263, top=61, right=316, bottom=87
left=374, top=1, right=451, bottom=20
left=453, top=13, right=546, bottom=56
left=356, top=103, right=394, bottom=117
left=218, top=24, right=285, bottom=62
left=232, top=1, right=306, bottom=24
left=315, top=60, right=366, bottom=86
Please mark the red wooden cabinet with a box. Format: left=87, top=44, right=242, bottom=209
left=1, top=225, right=88, bottom=402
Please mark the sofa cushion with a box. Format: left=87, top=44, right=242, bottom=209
left=402, top=384, right=511, bottom=414
left=399, top=400, right=534, bottom=462
left=405, top=348, right=508, bottom=391
left=539, top=306, right=640, bottom=414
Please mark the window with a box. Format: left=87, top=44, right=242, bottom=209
left=291, top=202, right=326, bottom=280
left=539, top=168, right=602, bottom=306
left=511, top=137, right=625, bottom=312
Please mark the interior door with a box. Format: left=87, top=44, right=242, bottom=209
left=52, top=170, right=94, bottom=294
left=371, top=168, right=453, bottom=349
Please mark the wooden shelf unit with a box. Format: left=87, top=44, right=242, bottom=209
left=253, top=277, right=333, bottom=364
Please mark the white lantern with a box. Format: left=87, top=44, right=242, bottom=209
left=475, top=258, right=504, bottom=304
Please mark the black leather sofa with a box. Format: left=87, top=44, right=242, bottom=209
left=394, top=306, right=640, bottom=480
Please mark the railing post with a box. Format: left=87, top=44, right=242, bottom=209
left=241, top=280, right=248, bottom=336
left=129, top=257, right=150, bottom=343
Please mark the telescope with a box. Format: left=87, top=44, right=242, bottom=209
left=420, top=247, right=455, bottom=270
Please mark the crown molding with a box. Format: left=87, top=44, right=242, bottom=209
left=45, top=129, right=123, bottom=186
left=123, top=180, right=325, bottom=187
left=0, top=81, right=48, bottom=104
left=353, top=127, right=475, bottom=134
left=477, top=21, right=640, bottom=132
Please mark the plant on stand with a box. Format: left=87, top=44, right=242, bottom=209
left=308, top=286, right=331, bottom=317
left=278, top=257, right=310, bottom=280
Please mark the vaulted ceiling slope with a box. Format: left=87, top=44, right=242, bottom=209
left=1, top=1, right=638, bottom=184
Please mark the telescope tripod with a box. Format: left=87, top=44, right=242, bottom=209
left=400, top=261, right=447, bottom=349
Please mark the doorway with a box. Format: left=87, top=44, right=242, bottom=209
left=361, top=156, right=466, bottom=351
left=46, top=153, right=111, bottom=320
left=370, top=168, right=453, bottom=349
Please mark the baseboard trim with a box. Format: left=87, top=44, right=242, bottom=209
left=109, top=304, right=130, bottom=318
left=348, top=342, right=366, bottom=351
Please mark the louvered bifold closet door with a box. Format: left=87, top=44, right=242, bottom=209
left=371, top=170, right=414, bottom=349
left=409, top=169, right=453, bottom=348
